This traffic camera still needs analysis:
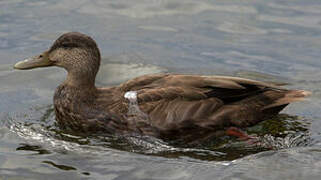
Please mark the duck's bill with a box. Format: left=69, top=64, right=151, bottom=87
left=14, top=51, right=53, bottom=70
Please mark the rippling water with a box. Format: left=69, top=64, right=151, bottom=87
left=1, top=0, right=321, bottom=179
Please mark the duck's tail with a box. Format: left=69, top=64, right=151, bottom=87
left=262, top=90, right=311, bottom=111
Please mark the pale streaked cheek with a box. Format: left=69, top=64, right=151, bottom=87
left=49, top=49, right=62, bottom=61
left=48, top=48, right=92, bottom=69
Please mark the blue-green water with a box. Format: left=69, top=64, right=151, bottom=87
left=1, top=0, right=321, bottom=179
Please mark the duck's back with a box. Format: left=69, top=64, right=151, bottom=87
left=117, top=74, right=309, bottom=140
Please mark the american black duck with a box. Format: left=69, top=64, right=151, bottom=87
left=14, top=32, right=310, bottom=142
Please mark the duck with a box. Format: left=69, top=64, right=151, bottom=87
left=14, top=32, right=310, bottom=142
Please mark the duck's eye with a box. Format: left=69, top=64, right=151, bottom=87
left=61, top=43, right=76, bottom=49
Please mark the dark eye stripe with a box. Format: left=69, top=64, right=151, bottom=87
left=61, top=43, right=78, bottom=48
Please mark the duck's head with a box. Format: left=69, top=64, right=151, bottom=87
left=14, top=32, right=101, bottom=87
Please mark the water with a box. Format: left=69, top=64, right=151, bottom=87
left=1, top=0, right=321, bottom=179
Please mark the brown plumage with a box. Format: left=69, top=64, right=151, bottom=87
left=14, top=32, right=310, bottom=142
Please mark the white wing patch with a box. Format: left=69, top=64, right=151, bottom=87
left=124, top=91, right=137, bottom=101
left=124, top=91, right=149, bottom=126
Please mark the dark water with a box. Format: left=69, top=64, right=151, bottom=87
left=1, top=0, right=321, bottom=179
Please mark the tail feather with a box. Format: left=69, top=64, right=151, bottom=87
left=262, top=90, right=311, bottom=110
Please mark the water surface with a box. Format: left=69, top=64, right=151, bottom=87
left=1, top=0, right=321, bottom=179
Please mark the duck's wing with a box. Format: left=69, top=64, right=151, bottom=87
left=120, top=74, right=170, bottom=91
left=120, top=74, right=308, bottom=135
left=123, top=74, right=285, bottom=103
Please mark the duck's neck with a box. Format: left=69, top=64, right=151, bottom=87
left=64, top=69, right=97, bottom=90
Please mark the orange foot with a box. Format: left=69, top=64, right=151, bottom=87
left=226, top=127, right=255, bottom=140
left=226, top=127, right=273, bottom=149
